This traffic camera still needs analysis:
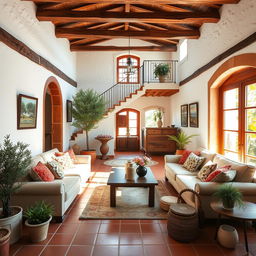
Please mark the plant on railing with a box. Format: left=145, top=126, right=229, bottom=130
left=153, top=63, right=170, bottom=83
left=72, top=89, right=106, bottom=151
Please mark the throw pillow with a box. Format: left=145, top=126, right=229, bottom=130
left=55, top=149, right=77, bottom=162
left=178, top=150, right=201, bottom=165
left=205, top=165, right=232, bottom=182
left=47, top=160, right=64, bottom=179
left=183, top=153, right=205, bottom=172
left=211, top=170, right=237, bottom=182
left=54, top=152, right=75, bottom=169
left=30, top=161, right=54, bottom=182
left=197, top=161, right=217, bottom=181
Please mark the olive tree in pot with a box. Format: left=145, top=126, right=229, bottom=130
left=153, top=63, right=170, bottom=83
left=72, top=89, right=106, bottom=162
left=24, top=201, right=54, bottom=242
left=167, top=130, right=198, bottom=155
left=214, top=184, right=243, bottom=210
left=0, top=135, right=32, bottom=244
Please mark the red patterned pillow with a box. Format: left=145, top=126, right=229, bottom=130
left=205, top=165, right=232, bottom=182
left=30, top=162, right=54, bottom=182
left=179, top=150, right=200, bottom=164
left=55, top=149, right=76, bottom=161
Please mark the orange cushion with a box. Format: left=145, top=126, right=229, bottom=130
left=31, top=162, right=54, bottom=182
left=179, top=150, right=200, bottom=164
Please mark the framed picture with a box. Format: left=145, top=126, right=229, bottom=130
left=189, top=102, right=199, bottom=128
left=17, top=94, right=38, bottom=129
left=181, top=104, right=188, bottom=127
left=67, top=100, right=72, bottom=122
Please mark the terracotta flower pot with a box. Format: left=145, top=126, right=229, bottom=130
left=159, top=75, right=167, bottom=83
left=0, top=228, right=11, bottom=256
left=176, top=149, right=185, bottom=155
left=25, top=216, right=52, bottom=243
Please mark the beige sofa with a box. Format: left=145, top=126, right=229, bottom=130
left=11, top=148, right=91, bottom=222
left=165, top=151, right=256, bottom=218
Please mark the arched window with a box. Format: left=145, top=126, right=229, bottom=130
left=145, top=108, right=164, bottom=127
left=117, top=55, right=140, bottom=84
left=219, top=69, right=256, bottom=165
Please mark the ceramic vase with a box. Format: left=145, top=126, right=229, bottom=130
left=136, top=165, right=147, bottom=177
left=217, top=224, right=239, bottom=249
left=125, top=161, right=135, bottom=181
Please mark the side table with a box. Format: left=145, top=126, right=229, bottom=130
left=211, top=201, right=256, bottom=256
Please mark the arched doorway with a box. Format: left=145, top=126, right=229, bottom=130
left=43, top=77, right=63, bottom=152
left=116, top=108, right=140, bottom=151
left=208, top=53, right=256, bottom=160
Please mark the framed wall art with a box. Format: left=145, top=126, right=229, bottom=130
left=67, top=100, right=72, bottom=122
left=17, top=94, right=38, bottom=129
left=181, top=104, right=188, bottom=127
left=189, top=102, right=199, bottom=128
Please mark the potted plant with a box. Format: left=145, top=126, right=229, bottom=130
left=153, top=109, right=164, bottom=128
left=214, top=184, right=243, bottom=210
left=0, top=135, right=32, bottom=244
left=167, top=130, right=198, bottom=155
left=153, top=63, right=170, bottom=83
left=72, top=89, right=106, bottom=162
left=24, top=201, right=53, bottom=242
left=0, top=228, right=11, bottom=256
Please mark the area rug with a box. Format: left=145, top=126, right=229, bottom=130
left=80, top=180, right=170, bottom=220
left=104, top=159, right=158, bottom=167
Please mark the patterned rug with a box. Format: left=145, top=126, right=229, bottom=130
left=80, top=179, right=170, bottom=220
left=104, top=159, right=159, bottom=167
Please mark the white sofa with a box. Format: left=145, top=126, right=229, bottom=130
left=11, top=148, right=91, bottom=222
left=165, top=151, right=256, bottom=218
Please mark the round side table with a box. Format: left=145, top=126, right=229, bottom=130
left=211, top=201, right=256, bottom=256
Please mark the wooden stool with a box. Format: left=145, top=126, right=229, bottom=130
left=160, top=196, right=178, bottom=211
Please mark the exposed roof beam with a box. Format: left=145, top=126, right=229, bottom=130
left=70, top=45, right=177, bottom=51
left=23, top=0, right=239, bottom=4
left=55, top=27, right=200, bottom=39
left=37, top=9, right=220, bottom=24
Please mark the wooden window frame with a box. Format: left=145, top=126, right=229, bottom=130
left=117, top=55, right=140, bottom=84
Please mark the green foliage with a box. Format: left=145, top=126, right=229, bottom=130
left=72, top=89, right=106, bottom=150
left=153, top=63, right=170, bottom=77
left=0, top=135, right=32, bottom=218
left=24, top=201, right=54, bottom=225
left=153, top=109, right=163, bottom=122
left=167, top=130, right=198, bottom=150
left=214, top=184, right=243, bottom=207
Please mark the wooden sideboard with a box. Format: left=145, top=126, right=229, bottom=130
left=142, top=127, right=178, bottom=154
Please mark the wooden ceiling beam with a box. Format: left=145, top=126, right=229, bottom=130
left=23, top=0, right=240, bottom=4
left=55, top=27, right=200, bottom=39
left=70, top=38, right=110, bottom=45
left=36, top=9, right=220, bottom=24
left=70, top=45, right=177, bottom=51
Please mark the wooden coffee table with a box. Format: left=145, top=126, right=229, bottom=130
left=107, top=167, right=158, bottom=207
left=211, top=201, right=256, bottom=256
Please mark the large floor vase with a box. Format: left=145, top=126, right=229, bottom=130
left=25, top=216, right=52, bottom=242
left=0, top=206, right=23, bottom=244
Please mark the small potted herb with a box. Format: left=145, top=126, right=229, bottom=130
left=24, top=201, right=54, bottom=242
left=214, top=184, right=243, bottom=210
left=153, top=63, right=170, bottom=83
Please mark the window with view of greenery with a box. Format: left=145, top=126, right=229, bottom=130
left=145, top=109, right=163, bottom=127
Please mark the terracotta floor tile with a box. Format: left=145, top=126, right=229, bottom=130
left=15, top=245, right=44, bottom=256
left=119, top=233, right=143, bottom=245
left=121, top=220, right=140, bottom=224
left=66, top=245, right=93, bottom=256
left=170, top=245, right=197, bottom=256
left=48, top=233, right=74, bottom=245
left=56, top=223, right=80, bottom=233
left=140, top=220, right=159, bottom=224
left=72, top=233, right=97, bottom=245
left=162, top=233, right=184, bottom=245
left=101, top=220, right=121, bottom=224
left=92, top=245, right=119, bottom=256
left=140, top=223, right=161, bottom=233
left=220, top=245, right=247, bottom=256
left=48, top=223, right=61, bottom=233
left=194, top=245, right=224, bottom=256
left=19, top=234, right=53, bottom=246
left=144, top=245, right=171, bottom=256
left=95, top=233, right=119, bottom=245
left=120, top=245, right=144, bottom=256
left=9, top=243, right=22, bottom=256
left=63, top=214, right=81, bottom=224
left=98, top=223, right=120, bottom=233
left=40, top=246, right=69, bottom=256
left=121, top=223, right=141, bottom=233
left=142, top=233, right=165, bottom=245
left=159, top=223, right=168, bottom=233
left=78, top=223, right=100, bottom=233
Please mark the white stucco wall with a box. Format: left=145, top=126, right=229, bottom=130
left=0, top=0, right=77, bottom=155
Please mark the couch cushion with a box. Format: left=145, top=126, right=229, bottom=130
left=183, top=153, right=205, bottom=172
left=62, top=176, right=81, bottom=201
left=200, top=150, right=216, bottom=167
left=40, top=148, right=59, bottom=162
left=64, top=164, right=91, bottom=183
left=30, top=162, right=55, bottom=182
left=165, top=163, right=197, bottom=181
left=213, top=154, right=254, bottom=182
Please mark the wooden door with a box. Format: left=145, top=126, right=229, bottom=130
left=116, top=109, right=140, bottom=151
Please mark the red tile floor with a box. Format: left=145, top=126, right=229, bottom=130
left=11, top=152, right=256, bottom=256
